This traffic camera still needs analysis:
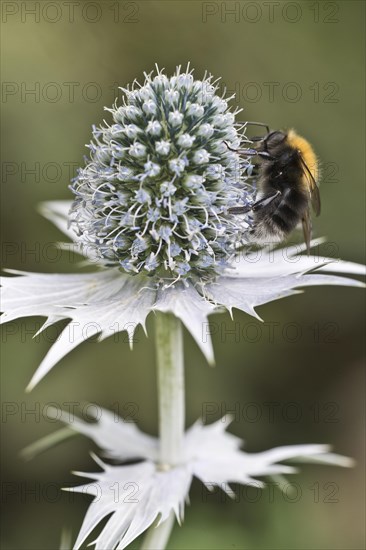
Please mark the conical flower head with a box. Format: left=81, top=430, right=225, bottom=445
left=70, top=66, right=253, bottom=280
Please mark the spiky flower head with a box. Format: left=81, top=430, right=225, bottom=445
left=70, top=66, right=253, bottom=281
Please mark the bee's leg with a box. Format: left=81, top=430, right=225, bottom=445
left=251, top=190, right=281, bottom=211
left=228, top=205, right=252, bottom=215
left=223, top=141, right=276, bottom=161
left=223, top=141, right=257, bottom=155
left=229, top=190, right=281, bottom=215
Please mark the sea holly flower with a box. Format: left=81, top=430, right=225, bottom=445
left=0, top=66, right=364, bottom=394
left=4, top=67, right=365, bottom=550
left=37, top=407, right=353, bottom=550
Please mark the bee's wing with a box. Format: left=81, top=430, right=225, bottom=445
left=299, top=156, right=321, bottom=216
left=302, top=208, right=312, bottom=256
left=309, top=178, right=321, bottom=216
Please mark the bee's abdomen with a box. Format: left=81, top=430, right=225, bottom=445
left=272, top=200, right=301, bottom=232
left=253, top=187, right=308, bottom=241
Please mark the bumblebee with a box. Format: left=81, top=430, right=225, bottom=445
left=229, top=123, right=321, bottom=254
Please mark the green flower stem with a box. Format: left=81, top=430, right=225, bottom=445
left=155, top=311, right=185, bottom=466
left=141, top=312, right=185, bottom=550
left=140, top=513, right=175, bottom=550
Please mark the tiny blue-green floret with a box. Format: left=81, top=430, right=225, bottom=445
left=70, top=66, right=254, bottom=281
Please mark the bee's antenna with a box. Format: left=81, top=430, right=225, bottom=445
left=243, top=121, right=271, bottom=134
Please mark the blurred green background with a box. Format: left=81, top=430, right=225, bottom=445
left=1, top=1, right=365, bottom=549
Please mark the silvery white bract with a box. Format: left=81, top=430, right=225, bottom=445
left=51, top=407, right=353, bottom=550
left=1, top=199, right=364, bottom=391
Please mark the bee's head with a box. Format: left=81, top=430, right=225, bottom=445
left=247, top=125, right=289, bottom=160
left=259, top=130, right=287, bottom=153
